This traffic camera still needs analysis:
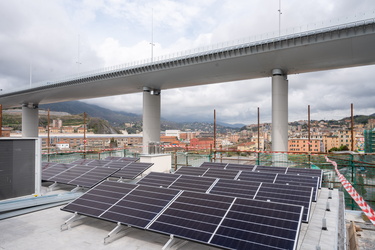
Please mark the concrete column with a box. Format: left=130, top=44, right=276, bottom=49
left=272, top=69, right=288, bottom=166
left=142, top=87, right=161, bottom=154
left=22, top=104, right=39, bottom=137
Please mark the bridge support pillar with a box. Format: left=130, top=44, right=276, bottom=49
left=142, top=87, right=161, bottom=154
left=272, top=69, right=288, bottom=166
left=22, top=104, right=39, bottom=137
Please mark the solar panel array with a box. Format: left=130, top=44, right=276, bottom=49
left=42, top=158, right=152, bottom=187
left=42, top=164, right=120, bottom=188
left=175, top=163, right=321, bottom=201
left=62, top=180, right=303, bottom=250
left=138, top=172, right=313, bottom=223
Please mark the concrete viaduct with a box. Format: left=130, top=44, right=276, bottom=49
left=1, top=18, right=375, bottom=155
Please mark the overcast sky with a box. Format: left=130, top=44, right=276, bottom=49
left=1, top=0, right=375, bottom=125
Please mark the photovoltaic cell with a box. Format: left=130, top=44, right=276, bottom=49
left=226, top=163, right=256, bottom=171
left=104, top=156, right=139, bottom=162
left=254, top=165, right=288, bottom=174
left=85, top=160, right=111, bottom=166
left=136, top=172, right=179, bottom=188
left=111, top=162, right=153, bottom=180
left=70, top=159, right=94, bottom=165
left=209, top=178, right=260, bottom=199
left=237, top=171, right=277, bottom=183
left=106, top=161, right=133, bottom=168
left=168, top=174, right=217, bottom=193
left=174, top=166, right=208, bottom=176
left=200, top=162, right=227, bottom=169
left=203, top=168, right=239, bottom=180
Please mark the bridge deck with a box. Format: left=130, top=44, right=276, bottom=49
left=1, top=18, right=375, bottom=108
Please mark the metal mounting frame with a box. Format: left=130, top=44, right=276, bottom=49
left=104, top=222, right=132, bottom=244
left=48, top=182, right=58, bottom=191
left=61, top=212, right=85, bottom=231
left=162, top=235, right=188, bottom=250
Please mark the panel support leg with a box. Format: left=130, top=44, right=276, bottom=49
left=48, top=182, right=58, bottom=191
left=162, top=235, right=188, bottom=250
left=104, top=222, right=132, bottom=244
left=70, top=185, right=82, bottom=193
left=61, top=212, right=85, bottom=231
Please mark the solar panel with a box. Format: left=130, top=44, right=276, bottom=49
left=119, top=157, right=140, bottom=162
left=70, top=159, right=94, bottom=165
left=168, top=174, right=217, bottom=193
left=47, top=165, right=93, bottom=184
left=104, top=156, right=139, bottom=162
left=42, top=162, right=57, bottom=170
left=286, top=168, right=323, bottom=188
left=237, top=171, right=277, bottom=182
left=100, top=184, right=181, bottom=228
left=148, top=191, right=234, bottom=243
left=111, top=162, right=153, bottom=180
left=203, top=168, right=240, bottom=179
left=208, top=178, right=313, bottom=223
left=43, top=164, right=121, bottom=188
left=226, top=163, right=256, bottom=171
left=254, top=182, right=313, bottom=222
left=136, top=172, right=179, bottom=188
left=69, top=166, right=120, bottom=187
left=174, top=166, right=208, bottom=176
left=86, top=160, right=111, bottom=166
left=274, top=174, right=320, bottom=201
left=62, top=181, right=136, bottom=217
left=42, top=163, right=75, bottom=180
left=209, top=198, right=303, bottom=250
left=106, top=161, right=133, bottom=168
left=209, top=178, right=260, bottom=199
left=254, top=165, right=288, bottom=174
left=200, top=162, right=227, bottom=169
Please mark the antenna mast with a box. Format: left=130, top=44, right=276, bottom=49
left=76, top=34, right=82, bottom=72
left=150, top=8, right=155, bottom=62
left=278, top=0, right=282, bottom=36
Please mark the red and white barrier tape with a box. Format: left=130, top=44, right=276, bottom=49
left=325, top=156, right=375, bottom=226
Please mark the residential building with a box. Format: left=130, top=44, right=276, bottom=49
left=1, top=127, right=11, bottom=137
left=190, top=137, right=214, bottom=149
left=237, top=141, right=256, bottom=151
left=165, top=130, right=180, bottom=139
left=288, top=138, right=323, bottom=152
